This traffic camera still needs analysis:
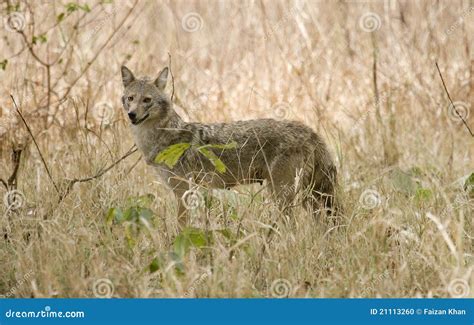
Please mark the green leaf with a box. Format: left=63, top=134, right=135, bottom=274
left=0, top=59, right=8, bottom=70
left=79, top=4, right=91, bottom=12
left=65, top=3, right=79, bottom=13
left=57, top=13, right=65, bottom=22
left=126, top=194, right=155, bottom=207
left=415, top=188, right=433, bottom=202
left=123, top=207, right=138, bottom=222
left=216, top=228, right=233, bottom=240
left=173, top=233, right=191, bottom=258
left=154, top=143, right=191, bottom=168
left=32, top=34, right=48, bottom=45
left=124, top=223, right=136, bottom=248
left=389, top=168, right=416, bottom=195
left=138, top=207, right=153, bottom=221
left=149, top=252, right=185, bottom=275
left=464, top=172, right=474, bottom=195
left=6, top=4, right=20, bottom=13
left=106, top=207, right=123, bottom=224
left=149, top=258, right=160, bottom=273
left=173, top=228, right=212, bottom=258
left=198, top=147, right=227, bottom=173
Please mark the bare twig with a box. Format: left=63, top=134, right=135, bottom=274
left=58, top=145, right=138, bottom=203
left=168, top=52, right=175, bottom=102
left=435, top=62, right=474, bottom=137
left=59, top=0, right=139, bottom=102
left=10, top=95, right=60, bottom=194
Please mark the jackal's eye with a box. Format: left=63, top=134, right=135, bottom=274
left=143, top=97, right=152, bottom=104
left=127, top=96, right=134, bottom=101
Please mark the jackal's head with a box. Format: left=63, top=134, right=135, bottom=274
left=120, top=66, right=170, bottom=125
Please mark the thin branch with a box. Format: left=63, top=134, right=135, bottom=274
left=10, top=95, right=60, bottom=194
left=435, top=62, right=473, bottom=137
left=168, top=52, right=175, bottom=102
left=58, top=145, right=138, bottom=203
left=59, top=0, right=139, bottom=102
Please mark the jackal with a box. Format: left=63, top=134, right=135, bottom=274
left=121, top=66, right=337, bottom=226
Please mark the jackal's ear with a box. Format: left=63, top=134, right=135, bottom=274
left=121, top=66, right=135, bottom=87
left=154, top=67, right=168, bottom=90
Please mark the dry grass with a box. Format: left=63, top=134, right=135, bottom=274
left=0, top=0, right=473, bottom=298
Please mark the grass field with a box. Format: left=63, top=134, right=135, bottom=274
left=0, top=0, right=472, bottom=298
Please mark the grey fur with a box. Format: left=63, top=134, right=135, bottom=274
left=121, top=66, right=337, bottom=226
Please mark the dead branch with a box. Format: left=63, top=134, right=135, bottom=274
left=435, top=62, right=474, bottom=137
left=10, top=95, right=60, bottom=194
left=58, top=145, right=138, bottom=203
